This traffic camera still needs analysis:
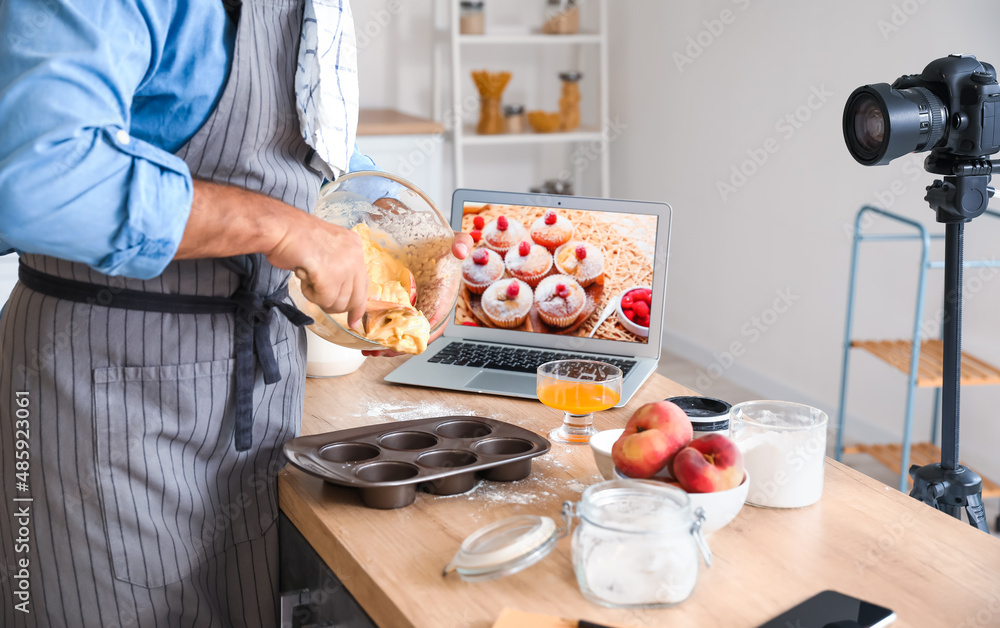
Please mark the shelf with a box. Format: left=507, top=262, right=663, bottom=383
left=457, top=32, right=602, bottom=45
left=851, top=339, right=1000, bottom=387
left=459, top=124, right=603, bottom=146
left=441, top=0, right=610, bottom=195
left=842, top=441, right=1000, bottom=498
left=357, top=109, right=444, bottom=136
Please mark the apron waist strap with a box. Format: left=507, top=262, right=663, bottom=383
left=18, top=261, right=313, bottom=452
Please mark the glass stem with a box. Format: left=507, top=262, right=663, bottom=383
left=564, top=413, right=593, bottom=428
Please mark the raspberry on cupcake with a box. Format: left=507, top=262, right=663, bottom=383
left=462, top=247, right=504, bottom=294
left=534, top=275, right=587, bottom=328
left=553, top=241, right=605, bottom=287
left=482, top=215, right=526, bottom=257
left=529, top=210, right=574, bottom=252
left=504, top=239, right=553, bottom=288
left=481, top=278, right=533, bottom=329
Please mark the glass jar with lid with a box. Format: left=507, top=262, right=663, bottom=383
left=558, top=71, right=582, bottom=131
left=503, top=104, right=526, bottom=134
left=571, top=480, right=710, bottom=607
left=460, top=1, right=485, bottom=35
left=443, top=479, right=711, bottom=609
left=543, top=0, right=579, bottom=35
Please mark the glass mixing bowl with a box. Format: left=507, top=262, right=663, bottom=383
left=289, top=171, right=461, bottom=352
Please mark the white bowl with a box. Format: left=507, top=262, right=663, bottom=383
left=588, top=429, right=624, bottom=480
left=614, top=285, right=651, bottom=338
left=305, top=328, right=366, bottom=377
left=613, top=467, right=749, bottom=535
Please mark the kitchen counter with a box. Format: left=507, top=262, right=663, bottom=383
left=357, top=109, right=445, bottom=136
left=279, top=356, right=1000, bottom=628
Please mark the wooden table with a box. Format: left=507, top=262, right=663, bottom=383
left=278, top=357, right=1000, bottom=628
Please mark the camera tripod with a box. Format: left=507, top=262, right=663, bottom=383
left=907, top=154, right=993, bottom=532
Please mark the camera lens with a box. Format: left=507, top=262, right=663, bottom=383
left=852, top=95, right=885, bottom=153
left=843, top=83, right=946, bottom=166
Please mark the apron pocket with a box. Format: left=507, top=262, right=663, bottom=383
left=92, top=339, right=291, bottom=589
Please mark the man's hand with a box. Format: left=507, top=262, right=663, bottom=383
left=362, top=230, right=473, bottom=357
left=265, top=210, right=368, bottom=327
left=176, top=180, right=368, bottom=327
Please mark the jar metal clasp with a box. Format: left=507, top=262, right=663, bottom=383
left=690, top=507, right=713, bottom=568
left=560, top=500, right=576, bottom=539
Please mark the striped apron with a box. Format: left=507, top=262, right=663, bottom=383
left=0, top=1, right=323, bottom=625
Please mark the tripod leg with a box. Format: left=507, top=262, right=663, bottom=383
left=936, top=501, right=961, bottom=520
left=964, top=493, right=990, bottom=533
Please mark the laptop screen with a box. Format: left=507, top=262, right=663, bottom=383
left=455, top=202, right=659, bottom=345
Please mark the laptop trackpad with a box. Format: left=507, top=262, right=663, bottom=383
left=467, top=372, right=537, bottom=396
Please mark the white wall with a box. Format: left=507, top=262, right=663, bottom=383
left=608, top=0, right=1000, bottom=482
left=351, top=0, right=1000, bottom=482
left=0, top=256, right=16, bottom=307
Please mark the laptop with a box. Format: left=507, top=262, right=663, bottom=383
left=385, top=188, right=672, bottom=407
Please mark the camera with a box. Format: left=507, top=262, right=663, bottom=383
left=843, top=54, right=1000, bottom=168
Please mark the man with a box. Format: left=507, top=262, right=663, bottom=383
left=0, top=1, right=469, bottom=626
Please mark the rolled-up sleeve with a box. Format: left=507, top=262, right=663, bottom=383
left=0, top=0, right=193, bottom=279
left=348, top=143, right=380, bottom=173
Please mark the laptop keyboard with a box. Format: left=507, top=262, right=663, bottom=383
left=427, top=341, right=637, bottom=376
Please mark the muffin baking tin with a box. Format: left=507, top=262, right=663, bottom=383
left=283, top=416, right=551, bottom=509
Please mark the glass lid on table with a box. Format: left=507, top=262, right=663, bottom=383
left=443, top=514, right=561, bottom=582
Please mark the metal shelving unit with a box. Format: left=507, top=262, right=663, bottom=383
left=433, top=0, right=610, bottom=196
left=834, top=205, right=1000, bottom=501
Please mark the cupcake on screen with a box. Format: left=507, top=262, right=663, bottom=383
left=462, top=248, right=504, bottom=294
left=482, top=215, right=526, bottom=257
left=554, top=241, right=605, bottom=287
left=534, top=275, right=586, bottom=327
left=481, top=279, right=533, bottom=328
left=504, top=239, right=553, bottom=288
left=529, top=210, right=574, bottom=252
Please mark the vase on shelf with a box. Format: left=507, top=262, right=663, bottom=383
left=472, top=70, right=511, bottom=135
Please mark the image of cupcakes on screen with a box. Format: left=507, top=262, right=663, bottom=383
left=482, top=215, right=526, bottom=256
left=462, top=248, right=504, bottom=294
left=553, top=241, right=605, bottom=287
left=481, top=278, right=533, bottom=328
left=504, top=239, right=553, bottom=288
left=529, top=210, right=574, bottom=252
left=534, top=275, right=587, bottom=327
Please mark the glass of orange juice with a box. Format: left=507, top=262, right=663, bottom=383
left=536, top=360, right=623, bottom=444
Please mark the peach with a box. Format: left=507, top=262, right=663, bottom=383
left=672, top=433, right=744, bottom=493
left=612, top=401, right=693, bottom=479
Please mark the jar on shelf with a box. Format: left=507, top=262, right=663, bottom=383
left=444, top=479, right=711, bottom=609
left=503, top=104, right=526, bottom=134
left=558, top=71, right=582, bottom=131
left=460, top=1, right=485, bottom=35
left=543, top=0, right=579, bottom=35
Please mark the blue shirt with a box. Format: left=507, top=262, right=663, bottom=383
left=0, top=1, right=234, bottom=279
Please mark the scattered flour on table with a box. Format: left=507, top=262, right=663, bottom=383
left=427, top=441, right=601, bottom=515
left=357, top=400, right=534, bottom=428
left=358, top=400, right=481, bottom=421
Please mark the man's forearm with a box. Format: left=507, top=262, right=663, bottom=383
left=175, top=179, right=292, bottom=260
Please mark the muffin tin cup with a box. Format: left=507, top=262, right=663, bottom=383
left=284, top=417, right=551, bottom=509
